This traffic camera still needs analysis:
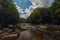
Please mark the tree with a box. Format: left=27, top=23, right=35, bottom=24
left=48, top=0, right=60, bottom=24
left=27, top=8, right=50, bottom=24
left=0, top=0, right=19, bottom=28
left=27, top=0, right=60, bottom=25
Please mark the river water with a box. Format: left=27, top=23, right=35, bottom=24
left=16, top=30, right=43, bottom=40
left=16, top=23, right=60, bottom=40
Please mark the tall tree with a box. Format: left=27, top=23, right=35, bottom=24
left=27, top=0, right=60, bottom=24
left=48, top=0, right=60, bottom=24
left=27, top=8, right=50, bottom=24
left=0, top=0, right=19, bottom=27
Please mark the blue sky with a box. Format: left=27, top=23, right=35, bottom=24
left=13, top=0, right=32, bottom=12
left=13, top=0, right=54, bottom=18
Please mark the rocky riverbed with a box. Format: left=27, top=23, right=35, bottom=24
left=0, top=23, right=60, bottom=40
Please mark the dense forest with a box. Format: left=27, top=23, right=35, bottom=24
left=0, top=0, right=60, bottom=40
left=0, top=0, right=60, bottom=30
left=0, top=0, right=20, bottom=28
left=27, top=0, right=60, bottom=25
left=0, top=0, right=59, bottom=25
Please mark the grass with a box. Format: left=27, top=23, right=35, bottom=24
left=15, top=29, right=20, bottom=34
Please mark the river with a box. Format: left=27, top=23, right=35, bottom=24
left=16, top=30, right=43, bottom=40
left=16, top=23, right=60, bottom=40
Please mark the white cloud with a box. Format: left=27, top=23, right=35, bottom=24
left=15, top=4, right=24, bottom=13
left=16, top=5, right=25, bottom=18
left=14, top=0, right=54, bottom=18
left=20, top=15, right=26, bottom=18
left=16, top=5, right=21, bottom=13
left=25, top=8, right=30, bottom=13
left=15, top=4, right=25, bottom=18
left=30, top=0, right=54, bottom=8
left=25, top=8, right=31, bottom=18
left=24, top=0, right=54, bottom=18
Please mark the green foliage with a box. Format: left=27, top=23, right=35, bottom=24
left=27, top=8, right=50, bottom=24
left=19, top=18, right=26, bottom=23
left=48, top=0, right=60, bottom=24
left=27, top=0, right=60, bottom=24
left=0, top=0, right=19, bottom=27
left=15, top=29, right=20, bottom=34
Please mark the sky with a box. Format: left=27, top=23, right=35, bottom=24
left=13, top=0, right=54, bottom=18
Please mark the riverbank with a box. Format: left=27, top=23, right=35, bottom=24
left=0, top=33, right=18, bottom=40
left=0, top=23, right=60, bottom=40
